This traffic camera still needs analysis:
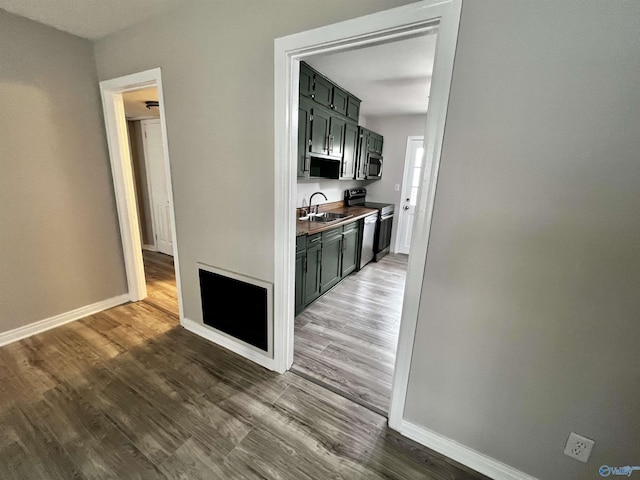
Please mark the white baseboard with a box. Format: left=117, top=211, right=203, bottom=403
left=0, top=294, right=130, bottom=347
left=397, top=420, right=538, bottom=480
left=142, top=244, right=157, bottom=252
left=181, top=318, right=275, bottom=371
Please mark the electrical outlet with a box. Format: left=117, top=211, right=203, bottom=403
left=564, top=432, right=595, bottom=463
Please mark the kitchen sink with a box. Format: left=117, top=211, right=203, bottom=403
left=299, top=212, right=353, bottom=223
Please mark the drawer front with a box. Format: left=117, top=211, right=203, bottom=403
left=306, top=233, right=322, bottom=248
left=342, top=221, right=358, bottom=234
left=322, top=227, right=342, bottom=243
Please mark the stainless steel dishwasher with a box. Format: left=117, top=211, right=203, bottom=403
left=360, top=213, right=378, bottom=269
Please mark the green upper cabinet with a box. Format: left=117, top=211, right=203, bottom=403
left=332, top=87, right=349, bottom=116
left=299, top=63, right=314, bottom=99
left=310, top=106, right=331, bottom=157
left=298, top=62, right=380, bottom=180
left=356, top=128, right=369, bottom=180
left=298, top=97, right=312, bottom=178
left=340, top=122, right=358, bottom=180
left=355, top=127, right=384, bottom=180
left=373, top=133, right=384, bottom=155
left=329, top=115, right=346, bottom=159
left=312, top=75, right=333, bottom=108
left=346, top=96, right=360, bottom=122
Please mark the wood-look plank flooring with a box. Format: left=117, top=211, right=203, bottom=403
left=142, top=250, right=179, bottom=318
left=0, top=252, right=488, bottom=480
left=292, top=253, right=408, bottom=415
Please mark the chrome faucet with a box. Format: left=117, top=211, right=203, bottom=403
left=309, top=191, right=327, bottom=215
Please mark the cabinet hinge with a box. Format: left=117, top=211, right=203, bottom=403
left=310, top=114, right=314, bottom=121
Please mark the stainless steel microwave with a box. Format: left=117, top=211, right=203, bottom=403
left=367, top=153, right=383, bottom=178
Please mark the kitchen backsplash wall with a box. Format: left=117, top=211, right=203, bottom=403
left=296, top=178, right=370, bottom=208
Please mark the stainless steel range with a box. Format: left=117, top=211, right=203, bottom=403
left=344, top=188, right=395, bottom=265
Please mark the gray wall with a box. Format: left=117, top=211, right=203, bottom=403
left=0, top=10, right=127, bottom=334
left=404, top=2, right=640, bottom=480
left=93, top=0, right=416, bottom=325
left=365, top=114, right=427, bottom=252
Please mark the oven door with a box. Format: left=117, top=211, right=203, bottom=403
left=367, top=153, right=383, bottom=178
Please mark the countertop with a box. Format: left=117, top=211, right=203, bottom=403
left=296, top=204, right=378, bottom=236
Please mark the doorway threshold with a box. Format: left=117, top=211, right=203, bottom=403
left=289, top=366, right=387, bottom=417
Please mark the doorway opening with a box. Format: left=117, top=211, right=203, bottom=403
left=290, top=36, right=434, bottom=415
left=100, top=69, right=183, bottom=321
left=396, top=136, right=427, bottom=255
left=274, top=0, right=462, bottom=429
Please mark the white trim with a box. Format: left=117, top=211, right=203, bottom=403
left=274, top=0, right=462, bottom=423
left=398, top=420, right=539, bottom=480
left=142, top=244, right=158, bottom=252
left=182, top=318, right=276, bottom=371
left=0, top=295, right=129, bottom=347
left=387, top=0, right=462, bottom=429
left=99, top=68, right=184, bottom=321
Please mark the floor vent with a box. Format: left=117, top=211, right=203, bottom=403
left=198, top=264, right=271, bottom=353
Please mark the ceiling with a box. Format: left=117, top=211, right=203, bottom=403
left=306, top=33, right=437, bottom=118
left=0, top=1, right=436, bottom=117
left=0, top=0, right=185, bottom=40
left=123, top=87, right=160, bottom=119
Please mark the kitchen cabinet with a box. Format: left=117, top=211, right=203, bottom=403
left=356, top=129, right=369, bottom=180
left=308, top=104, right=344, bottom=161
left=295, top=219, right=363, bottom=314
left=355, top=127, right=384, bottom=180
left=329, top=115, right=346, bottom=159
left=320, top=228, right=343, bottom=293
left=298, top=62, right=384, bottom=181
left=295, top=249, right=306, bottom=315
left=340, top=122, right=358, bottom=180
left=298, top=97, right=312, bottom=178
left=312, top=74, right=334, bottom=108
left=299, top=63, right=314, bottom=99
left=341, top=222, right=359, bottom=277
left=331, top=86, right=349, bottom=116
left=309, top=106, right=331, bottom=157
left=303, top=237, right=322, bottom=306
left=346, top=96, right=360, bottom=122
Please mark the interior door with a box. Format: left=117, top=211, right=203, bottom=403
left=142, top=120, right=173, bottom=256
left=396, top=137, right=426, bottom=255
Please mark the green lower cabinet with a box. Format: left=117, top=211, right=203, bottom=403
left=295, top=249, right=306, bottom=315
left=295, top=221, right=363, bottom=314
left=341, top=224, right=359, bottom=277
left=304, top=243, right=322, bottom=306
left=320, top=229, right=342, bottom=293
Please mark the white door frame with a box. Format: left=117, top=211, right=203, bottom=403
left=395, top=135, right=425, bottom=255
left=99, top=68, right=183, bottom=320
left=274, top=0, right=461, bottom=428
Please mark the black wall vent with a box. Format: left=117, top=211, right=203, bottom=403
left=198, top=265, right=271, bottom=353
